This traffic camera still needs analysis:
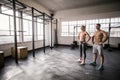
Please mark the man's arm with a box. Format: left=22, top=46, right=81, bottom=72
left=102, top=30, right=108, bottom=43
left=92, top=36, right=94, bottom=44
left=92, top=32, right=96, bottom=44
left=86, top=32, right=91, bottom=43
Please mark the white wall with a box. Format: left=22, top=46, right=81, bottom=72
left=55, top=2, right=120, bottom=47
left=0, top=41, right=44, bottom=57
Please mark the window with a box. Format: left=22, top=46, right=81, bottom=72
left=23, top=13, right=32, bottom=20
left=61, top=17, right=120, bottom=37
left=69, top=25, right=74, bottom=36
left=0, top=5, right=48, bottom=44
left=23, top=19, right=32, bottom=42
left=69, top=21, right=77, bottom=36
left=77, top=20, right=86, bottom=34
left=37, top=19, right=43, bottom=40
left=86, top=19, right=98, bottom=36
left=1, top=6, right=18, bottom=16
left=99, top=18, right=109, bottom=32
left=0, top=14, right=10, bottom=35
left=110, top=17, right=120, bottom=37
left=61, top=22, right=69, bottom=36
left=0, top=14, right=20, bottom=44
left=22, top=13, right=33, bottom=42
left=0, top=14, right=13, bottom=44
left=10, top=16, right=20, bottom=42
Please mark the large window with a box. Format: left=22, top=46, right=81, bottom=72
left=23, top=19, right=32, bottom=42
left=99, top=18, right=109, bottom=32
left=37, top=19, right=43, bottom=40
left=61, top=21, right=80, bottom=36
left=77, top=20, right=86, bottom=32
left=69, top=21, right=77, bottom=36
left=61, top=17, right=120, bottom=37
left=0, top=13, right=20, bottom=44
left=86, top=19, right=98, bottom=35
left=61, top=22, right=69, bottom=36
left=1, top=6, right=18, bottom=16
left=0, top=5, right=44, bottom=44
left=0, top=14, right=13, bottom=44
left=0, top=14, right=10, bottom=35
left=23, top=14, right=44, bottom=41
left=110, top=17, right=120, bottom=37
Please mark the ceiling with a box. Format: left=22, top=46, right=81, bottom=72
left=35, top=0, right=120, bottom=12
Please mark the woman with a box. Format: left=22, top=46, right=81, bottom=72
left=78, top=25, right=91, bottom=65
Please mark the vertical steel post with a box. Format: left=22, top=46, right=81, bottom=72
left=51, top=17, right=53, bottom=49
left=108, top=23, right=111, bottom=47
left=56, top=19, right=58, bottom=46
left=43, top=13, right=45, bottom=53
left=13, top=0, right=18, bottom=64
left=32, top=7, right=35, bottom=57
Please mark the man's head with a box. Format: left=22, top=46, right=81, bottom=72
left=96, top=23, right=101, bottom=30
left=81, top=25, right=86, bottom=31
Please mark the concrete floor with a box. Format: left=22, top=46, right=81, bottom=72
left=0, top=46, right=120, bottom=80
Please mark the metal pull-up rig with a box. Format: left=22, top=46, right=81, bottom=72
left=0, top=0, right=58, bottom=64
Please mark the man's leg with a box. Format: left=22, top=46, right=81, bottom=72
left=93, top=53, right=97, bottom=63
left=89, top=53, right=97, bottom=66
left=98, top=45, right=104, bottom=71
left=100, top=53, right=104, bottom=66
left=90, top=44, right=97, bottom=66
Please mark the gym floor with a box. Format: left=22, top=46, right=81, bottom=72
left=0, top=46, right=120, bottom=80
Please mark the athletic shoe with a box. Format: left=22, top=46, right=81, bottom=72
left=80, top=62, right=85, bottom=65
left=89, top=62, right=96, bottom=66
left=77, top=59, right=82, bottom=63
left=97, top=65, right=104, bottom=71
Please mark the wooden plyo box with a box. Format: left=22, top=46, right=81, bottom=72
left=0, top=51, right=4, bottom=67
left=11, top=47, right=28, bottom=59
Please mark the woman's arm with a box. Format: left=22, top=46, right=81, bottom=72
left=86, top=32, right=91, bottom=43
left=78, top=32, right=80, bottom=41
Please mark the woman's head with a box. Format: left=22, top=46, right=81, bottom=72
left=81, top=25, right=86, bottom=31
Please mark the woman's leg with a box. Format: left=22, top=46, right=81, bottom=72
left=81, top=43, right=86, bottom=64
left=79, top=43, right=82, bottom=61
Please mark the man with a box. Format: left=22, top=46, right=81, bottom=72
left=90, top=23, right=108, bottom=71
left=78, top=25, right=91, bottom=65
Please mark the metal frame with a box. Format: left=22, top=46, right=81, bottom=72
left=13, top=0, right=18, bottom=64
left=0, top=0, right=28, bottom=64
left=108, top=25, right=120, bottom=47
left=52, top=18, right=58, bottom=47
left=108, top=23, right=111, bottom=46
left=73, top=26, right=81, bottom=42
left=0, top=0, right=58, bottom=64
left=32, top=7, right=35, bottom=57
left=42, top=13, right=55, bottom=51
left=51, top=17, right=53, bottom=49
left=0, top=4, right=2, bottom=12
left=43, top=13, right=45, bottom=53
left=55, top=19, right=58, bottom=46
